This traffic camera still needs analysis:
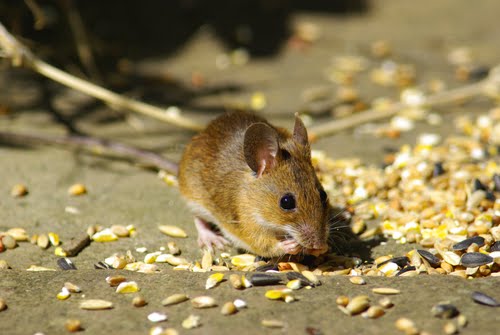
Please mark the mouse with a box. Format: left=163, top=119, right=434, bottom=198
left=178, top=111, right=331, bottom=257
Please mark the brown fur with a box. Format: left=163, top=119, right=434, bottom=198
left=178, top=112, right=330, bottom=257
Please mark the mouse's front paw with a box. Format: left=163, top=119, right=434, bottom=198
left=278, top=238, right=302, bottom=255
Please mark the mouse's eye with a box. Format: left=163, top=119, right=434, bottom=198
left=319, top=189, right=328, bottom=207
left=280, top=193, right=296, bottom=211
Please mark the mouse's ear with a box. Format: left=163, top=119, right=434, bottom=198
left=244, top=123, right=279, bottom=178
left=293, top=114, right=309, bottom=147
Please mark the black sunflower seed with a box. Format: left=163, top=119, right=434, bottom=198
left=57, top=257, right=77, bottom=270
left=396, top=266, right=416, bottom=276
left=473, top=178, right=488, bottom=192
left=417, top=249, right=441, bottom=267
left=249, top=273, right=282, bottom=286
left=485, top=191, right=496, bottom=202
left=490, top=241, right=500, bottom=252
left=255, top=263, right=279, bottom=272
left=94, top=261, right=112, bottom=270
left=431, top=303, right=460, bottom=319
left=493, top=174, right=500, bottom=192
left=433, top=162, right=445, bottom=177
left=472, top=291, right=500, bottom=307
left=460, top=252, right=493, bottom=268
left=452, top=236, right=485, bottom=251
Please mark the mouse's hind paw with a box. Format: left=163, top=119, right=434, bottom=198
left=194, top=217, right=229, bottom=252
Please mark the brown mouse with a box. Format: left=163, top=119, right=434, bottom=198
left=178, top=112, right=331, bottom=258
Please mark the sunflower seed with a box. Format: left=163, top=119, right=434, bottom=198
left=490, top=241, right=500, bottom=252
left=57, top=258, right=77, bottom=270
left=396, top=266, right=417, bottom=276
left=249, top=273, right=282, bottom=286
left=471, top=291, right=500, bottom=307
left=460, top=252, right=493, bottom=267
left=433, top=162, right=445, bottom=177
left=417, top=249, right=441, bottom=267
left=79, top=299, right=113, bottom=310
left=473, top=178, right=488, bottom=192
left=255, top=263, right=279, bottom=272
left=452, top=236, right=485, bottom=251
left=431, top=303, right=459, bottom=318
left=162, top=293, right=189, bottom=306
left=493, top=174, right=500, bottom=192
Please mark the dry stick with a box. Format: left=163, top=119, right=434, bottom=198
left=309, top=68, right=500, bottom=139
left=60, top=0, right=103, bottom=82
left=0, top=130, right=178, bottom=174
left=0, top=21, right=204, bottom=132
left=24, top=0, right=46, bottom=30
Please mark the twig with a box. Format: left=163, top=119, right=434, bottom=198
left=24, top=0, right=46, bottom=30
left=59, top=0, right=102, bottom=82
left=308, top=66, right=500, bottom=139
left=0, top=130, right=178, bottom=174
left=0, top=21, right=204, bottom=131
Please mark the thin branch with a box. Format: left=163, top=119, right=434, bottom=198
left=308, top=66, right=500, bottom=139
left=0, top=130, right=179, bottom=174
left=59, top=0, right=103, bottom=82
left=0, top=21, right=205, bottom=132
left=24, top=0, right=46, bottom=30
